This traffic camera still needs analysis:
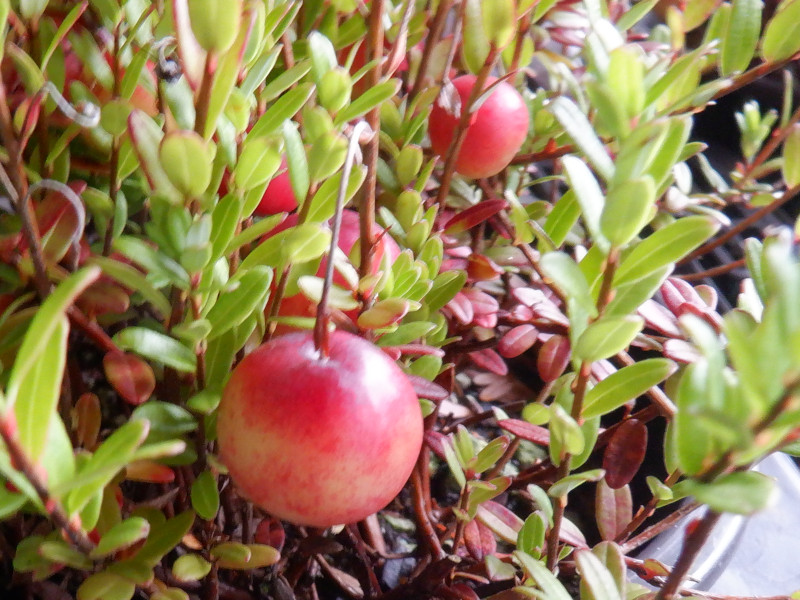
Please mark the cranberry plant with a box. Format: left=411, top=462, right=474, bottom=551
left=2, top=0, right=800, bottom=599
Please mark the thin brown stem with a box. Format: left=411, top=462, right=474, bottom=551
left=654, top=510, right=722, bottom=600
left=0, top=417, right=95, bottom=553
left=433, top=43, right=500, bottom=210
left=408, top=0, right=454, bottom=101
left=620, top=501, right=702, bottom=554
left=359, top=0, right=384, bottom=298
left=711, top=52, right=800, bottom=105
left=615, top=470, right=681, bottom=543
left=681, top=183, right=800, bottom=264
left=678, top=258, right=747, bottom=282
left=194, top=52, right=216, bottom=137
left=411, top=464, right=445, bottom=558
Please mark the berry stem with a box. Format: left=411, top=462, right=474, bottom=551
left=314, top=120, right=372, bottom=356
left=433, top=43, right=500, bottom=212
left=359, top=0, right=384, bottom=307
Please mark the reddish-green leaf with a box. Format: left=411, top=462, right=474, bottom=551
left=595, top=481, right=632, bottom=541
left=103, top=352, right=155, bottom=406
left=444, top=199, right=508, bottom=234
left=498, top=324, right=539, bottom=358
left=537, top=334, right=571, bottom=382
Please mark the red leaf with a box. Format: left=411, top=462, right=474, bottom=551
left=447, top=292, right=474, bottom=325
left=463, top=518, right=497, bottom=561
left=103, top=351, right=156, bottom=406
left=424, top=430, right=448, bottom=459
left=595, top=480, right=633, bottom=540
left=603, top=418, right=648, bottom=489
left=408, top=374, right=450, bottom=401
left=497, top=419, right=550, bottom=446
left=74, top=392, right=101, bottom=449
left=638, top=299, right=681, bottom=337
left=663, top=339, right=701, bottom=363
left=443, top=199, right=508, bottom=234
left=77, top=281, right=131, bottom=317
left=661, top=277, right=705, bottom=314
left=255, top=517, right=286, bottom=552
left=469, top=348, right=508, bottom=375
left=467, top=254, right=503, bottom=281
left=498, top=324, right=539, bottom=358
left=125, top=460, right=175, bottom=483
left=537, top=334, right=571, bottom=382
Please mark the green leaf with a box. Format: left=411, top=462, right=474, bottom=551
left=38, top=540, right=93, bottom=570
left=187, top=0, right=241, bottom=53
left=614, top=216, right=718, bottom=285
left=77, top=572, right=136, bottom=600
left=443, top=438, right=467, bottom=488
left=543, top=189, right=580, bottom=248
left=205, top=266, right=272, bottom=340
left=606, top=46, right=645, bottom=121
left=615, top=0, right=658, bottom=31
left=233, top=136, right=282, bottom=190
left=90, top=517, right=151, bottom=559
left=562, top=156, right=607, bottom=246
left=282, top=223, right=332, bottom=264
left=173, top=553, right=212, bottom=582
left=113, top=236, right=191, bottom=290
left=283, top=120, right=310, bottom=206
left=203, top=19, right=249, bottom=137
left=482, top=0, right=517, bottom=48
left=540, top=251, right=597, bottom=320
left=604, top=265, right=671, bottom=317
left=472, top=436, right=510, bottom=473
left=550, top=97, right=614, bottom=181
left=128, top=110, right=182, bottom=203
left=462, top=0, right=491, bottom=73
left=131, top=401, right=196, bottom=436
left=684, top=471, right=776, bottom=515
left=517, top=512, right=547, bottom=555
left=334, top=80, right=401, bottom=126
left=307, top=131, right=348, bottom=182
left=87, top=257, right=170, bottom=319
left=12, top=316, right=68, bottom=465
left=305, top=166, right=367, bottom=222
left=134, top=511, right=195, bottom=566
left=113, top=327, right=197, bottom=373
left=249, top=82, right=315, bottom=138
left=159, top=131, right=212, bottom=198
left=600, top=177, right=655, bottom=248
left=513, top=551, right=573, bottom=600
left=426, top=270, right=467, bottom=312
left=783, top=124, right=800, bottom=187
left=720, top=0, right=762, bottom=75
left=548, top=469, right=605, bottom=498
left=575, top=549, right=623, bottom=600
left=761, top=0, right=800, bottom=62
left=583, top=358, right=676, bottom=419
left=574, top=315, right=644, bottom=362
left=60, top=420, right=149, bottom=508
left=191, top=471, right=220, bottom=520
